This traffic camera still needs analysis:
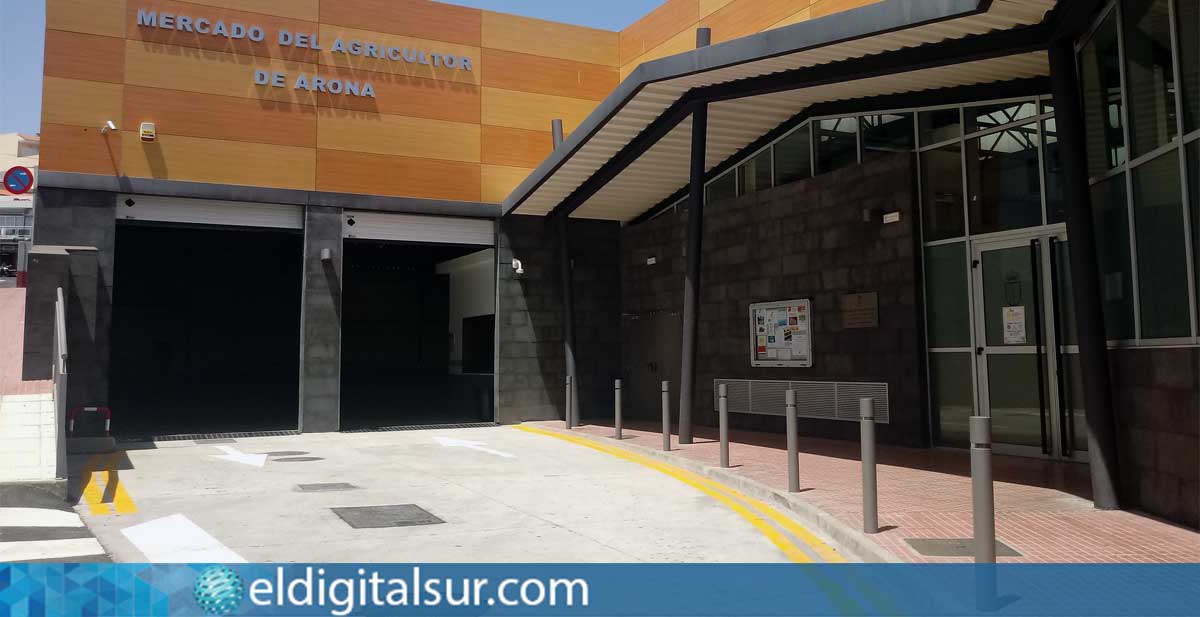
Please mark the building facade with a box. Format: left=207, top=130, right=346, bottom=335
left=26, top=0, right=1198, bottom=528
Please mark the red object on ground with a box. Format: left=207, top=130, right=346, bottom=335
left=15, top=271, right=26, bottom=288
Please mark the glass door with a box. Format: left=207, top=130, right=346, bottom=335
left=971, top=231, right=1084, bottom=459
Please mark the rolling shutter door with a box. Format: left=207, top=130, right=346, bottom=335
left=117, top=195, right=304, bottom=230
left=342, top=211, right=495, bottom=246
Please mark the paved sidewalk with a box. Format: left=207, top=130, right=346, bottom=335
left=0, top=288, right=51, bottom=397
left=533, top=420, right=1200, bottom=563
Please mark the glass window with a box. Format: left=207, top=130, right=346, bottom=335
left=736, top=149, right=773, bottom=196
left=860, top=113, right=915, bottom=161
left=1043, top=116, right=1066, bottom=223
left=920, top=143, right=965, bottom=241
left=966, top=123, right=1043, bottom=234
left=930, top=353, right=974, bottom=448
left=1091, top=173, right=1137, bottom=339
left=924, top=243, right=971, bottom=348
left=965, top=100, right=1038, bottom=134
left=1180, top=0, right=1199, bottom=133
left=815, top=117, right=858, bottom=174
left=1132, top=149, right=1191, bottom=338
left=1190, top=141, right=1199, bottom=311
left=1123, top=0, right=1178, bottom=157
left=919, top=108, right=961, bottom=146
left=1080, top=12, right=1126, bottom=175
left=773, top=125, right=812, bottom=186
left=705, top=170, right=737, bottom=205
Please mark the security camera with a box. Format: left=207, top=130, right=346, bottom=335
left=511, top=259, right=524, bottom=275
left=101, top=120, right=117, bottom=134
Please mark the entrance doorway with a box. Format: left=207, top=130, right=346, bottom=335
left=971, top=229, right=1088, bottom=460
left=621, top=310, right=681, bottom=422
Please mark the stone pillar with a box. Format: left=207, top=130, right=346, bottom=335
left=299, top=205, right=343, bottom=433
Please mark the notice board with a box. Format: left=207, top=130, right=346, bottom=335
left=749, top=299, right=812, bottom=368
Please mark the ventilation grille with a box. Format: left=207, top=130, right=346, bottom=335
left=713, top=380, right=889, bottom=424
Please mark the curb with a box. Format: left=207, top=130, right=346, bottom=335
left=536, top=425, right=902, bottom=563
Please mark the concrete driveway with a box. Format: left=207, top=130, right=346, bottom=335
left=71, top=425, right=847, bottom=563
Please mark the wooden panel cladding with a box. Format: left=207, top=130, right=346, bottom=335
left=316, top=150, right=481, bottom=202
left=41, top=77, right=123, bottom=129
left=701, top=0, right=813, bottom=43
left=619, top=0, right=698, bottom=66
left=320, top=0, right=482, bottom=47
left=125, top=41, right=319, bottom=104
left=123, top=86, right=317, bottom=148
left=482, top=49, right=618, bottom=101
left=700, top=0, right=736, bottom=18
left=315, top=68, right=480, bottom=125
left=481, top=12, right=618, bottom=67
left=43, top=30, right=125, bottom=84
left=810, top=0, right=883, bottom=19
left=182, top=0, right=319, bottom=22
left=38, top=124, right=123, bottom=175
left=316, top=110, right=480, bottom=163
left=126, top=0, right=320, bottom=63
left=481, top=87, right=599, bottom=134
left=316, top=25, right=481, bottom=85
left=46, top=0, right=126, bottom=38
left=620, top=26, right=697, bottom=80
left=481, top=125, right=553, bottom=169
left=770, top=7, right=813, bottom=29
left=481, top=164, right=533, bottom=203
left=122, top=134, right=316, bottom=189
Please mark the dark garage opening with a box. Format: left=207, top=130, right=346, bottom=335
left=109, top=223, right=303, bottom=437
left=340, top=240, right=495, bottom=430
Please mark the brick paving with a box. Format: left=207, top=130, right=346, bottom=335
left=0, top=289, right=51, bottom=397
left=534, top=420, right=1200, bottom=563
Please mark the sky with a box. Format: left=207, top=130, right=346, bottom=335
left=0, top=0, right=662, bottom=135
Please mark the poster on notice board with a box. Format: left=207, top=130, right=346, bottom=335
left=749, top=299, right=812, bottom=367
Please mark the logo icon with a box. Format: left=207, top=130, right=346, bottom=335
left=193, top=565, right=246, bottom=616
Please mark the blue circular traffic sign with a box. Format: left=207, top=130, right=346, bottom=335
left=3, top=166, right=33, bottom=195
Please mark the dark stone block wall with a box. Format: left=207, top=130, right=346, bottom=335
left=1110, top=347, right=1200, bottom=528
left=299, top=206, right=343, bottom=433
left=621, top=153, right=926, bottom=446
left=496, top=214, right=621, bottom=424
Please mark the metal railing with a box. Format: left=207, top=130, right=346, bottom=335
left=52, top=287, right=68, bottom=479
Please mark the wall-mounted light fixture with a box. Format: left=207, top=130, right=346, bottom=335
left=100, top=120, right=117, bottom=134
left=320, top=248, right=332, bottom=262
left=511, top=258, right=524, bottom=275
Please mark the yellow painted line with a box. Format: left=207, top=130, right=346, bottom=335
left=78, top=455, right=110, bottom=516
left=515, top=424, right=839, bottom=562
left=106, top=452, right=138, bottom=515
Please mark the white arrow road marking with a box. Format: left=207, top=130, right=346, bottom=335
left=434, top=436, right=516, bottom=459
left=121, top=513, right=245, bottom=563
left=209, top=445, right=267, bottom=467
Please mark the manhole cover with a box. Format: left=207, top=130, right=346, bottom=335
left=906, top=538, right=1021, bottom=557
left=274, top=457, right=323, bottom=462
left=296, top=483, right=357, bottom=493
left=332, top=505, right=445, bottom=529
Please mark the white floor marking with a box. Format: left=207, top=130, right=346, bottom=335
left=121, top=513, right=246, bottom=563
left=434, top=436, right=516, bottom=459
left=0, top=538, right=105, bottom=561
left=0, top=507, right=84, bottom=527
left=209, top=445, right=267, bottom=467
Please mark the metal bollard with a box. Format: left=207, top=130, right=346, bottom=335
left=661, top=381, right=671, bottom=451
left=614, top=379, right=623, bottom=440
left=970, top=415, right=996, bottom=563
left=786, top=389, right=799, bottom=492
left=860, top=398, right=878, bottom=534
left=718, top=384, right=729, bottom=468
left=565, top=375, right=574, bottom=429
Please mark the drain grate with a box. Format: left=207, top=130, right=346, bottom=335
left=341, top=422, right=498, bottom=433
left=296, top=483, right=357, bottom=493
left=194, top=438, right=237, bottom=444
left=906, top=538, right=1021, bottom=557
left=332, top=504, right=445, bottom=529
left=118, top=430, right=301, bottom=443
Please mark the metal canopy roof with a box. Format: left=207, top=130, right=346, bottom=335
left=503, top=0, right=1060, bottom=222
